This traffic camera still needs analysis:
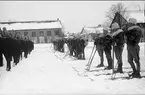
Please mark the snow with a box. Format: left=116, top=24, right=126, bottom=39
left=0, top=22, right=62, bottom=30
left=0, top=42, right=145, bottom=94
left=82, top=27, right=104, bottom=34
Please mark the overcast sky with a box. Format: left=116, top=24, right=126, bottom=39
left=0, top=1, right=144, bottom=33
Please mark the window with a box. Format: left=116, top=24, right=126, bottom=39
left=32, top=32, right=36, bottom=37
left=47, top=31, right=51, bottom=36
left=55, top=30, right=59, bottom=36
left=24, top=32, right=28, bottom=36
left=39, top=31, right=44, bottom=36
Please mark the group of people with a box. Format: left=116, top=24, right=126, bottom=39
left=65, top=36, right=88, bottom=59
left=94, top=18, right=143, bottom=78
left=52, top=38, right=65, bottom=52
left=0, top=27, right=34, bottom=71
left=52, top=18, right=143, bottom=78
left=52, top=35, right=88, bottom=60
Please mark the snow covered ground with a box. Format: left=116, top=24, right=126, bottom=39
left=0, top=42, right=145, bottom=95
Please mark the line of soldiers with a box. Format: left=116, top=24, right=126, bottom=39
left=52, top=35, right=88, bottom=60
left=0, top=27, right=34, bottom=71
left=93, top=18, right=143, bottom=78
left=65, top=36, right=88, bottom=59
left=52, top=38, right=65, bottom=52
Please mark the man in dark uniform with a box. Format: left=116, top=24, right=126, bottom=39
left=95, top=34, right=105, bottom=67
left=111, top=22, right=125, bottom=73
left=95, top=27, right=108, bottom=67
left=95, top=27, right=113, bottom=70
left=2, top=27, right=8, bottom=38
left=125, top=18, right=143, bottom=78
left=103, top=33, right=113, bottom=70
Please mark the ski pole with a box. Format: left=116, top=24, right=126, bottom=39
left=86, top=45, right=95, bottom=66
left=86, top=48, right=97, bottom=71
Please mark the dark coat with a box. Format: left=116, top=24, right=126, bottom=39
left=125, top=25, right=143, bottom=46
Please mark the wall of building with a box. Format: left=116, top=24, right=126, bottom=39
left=8, top=28, right=63, bottom=44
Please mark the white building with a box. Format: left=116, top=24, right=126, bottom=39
left=0, top=19, right=65, bottom=43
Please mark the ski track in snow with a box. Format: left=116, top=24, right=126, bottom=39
left=0, top=43, right=145, bottom=94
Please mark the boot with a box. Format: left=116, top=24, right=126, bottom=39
left=6, top=68, right=11, bottom=71
left=129, top=71, right=141, bottom=78
left=115, top=64, right=123, bottom=73
left=114, top=66, right=123, bottom=73
left=104, top=65, right=112, bottom=70
left=96, top=64, right=104, bottom=67
left=132, top=71, right=141, bottom=78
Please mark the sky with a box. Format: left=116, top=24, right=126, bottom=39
left=0, top=1, right=144, bottom=33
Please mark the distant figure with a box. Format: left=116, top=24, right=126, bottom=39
left=125, top=18, right=143, bottom=78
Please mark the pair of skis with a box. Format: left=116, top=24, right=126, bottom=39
left=85, top=43, right=118, bottom=80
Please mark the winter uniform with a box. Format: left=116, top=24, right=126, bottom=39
left=94, top=29, right=113, bottom=69
left=111, top=22, right=125, bottom=73
left=94, top=34, right=105, bottom=67
left=0, top=27, right=34, bottom=71
left=103, top=34, right=113, bottom=70
left=125, top=18, right=143, bottom=78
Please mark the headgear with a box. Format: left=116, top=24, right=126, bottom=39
left=111, top=22, right=120, bottom=29
left=128, top=18, right=137, bottom=24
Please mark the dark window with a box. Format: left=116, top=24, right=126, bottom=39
left=55, top=30, right=59, bottom=36
left=24, top=32, right=28, bottom=36
left=32, top=32, right=36, bottom=37
left=39, top=31, right=44, bottom=36
left=47, top=31, right=51, bottom=36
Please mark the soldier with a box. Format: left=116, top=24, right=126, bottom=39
left=111, top=22, right=125, bottom=73
left=1, top=27, right=5, bottom=37
left=15, top=32, right=21, bottom=40
left=95, top=27, right=113, bottom=69
left=12, top=30, right=17, bottom=39
left=2, top=27, right=9, bottom=38
left=95, top=33, right=105, bottom=67
left=125, top=18, right=143, bottom=78
left=103, top=32, right=113, bottom=70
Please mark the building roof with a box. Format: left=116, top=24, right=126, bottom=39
left=81, top=27, right=104, bottom=34
left=0, top=20, right=62, bottom=30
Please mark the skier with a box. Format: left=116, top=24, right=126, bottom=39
left=95, top=27, right=113, bottom=70
left=125, top=18, right=143, bottom=78
left=103, top=32, right=113, bottom=70
left=111, top=22, right=125, bottom=73
left=95, top=34, right=105, bottom=67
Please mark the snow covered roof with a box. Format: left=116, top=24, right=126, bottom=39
left=82, top=27, right=104, bottom=34
left=0, top=21, right=62, bottom=30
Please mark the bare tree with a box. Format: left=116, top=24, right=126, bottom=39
left=104, top=2, right=129, bottom=27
